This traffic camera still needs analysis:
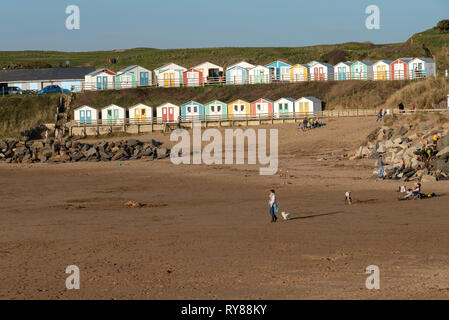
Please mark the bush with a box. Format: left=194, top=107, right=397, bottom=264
left=436, top=20, right=449, bottom=33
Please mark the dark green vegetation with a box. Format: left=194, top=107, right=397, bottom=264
left=1, top=22, right=448, bottom=72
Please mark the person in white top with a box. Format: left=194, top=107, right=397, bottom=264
left=269, top=189, right=278, bottom=222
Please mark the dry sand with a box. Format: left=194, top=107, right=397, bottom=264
left=1, top=117, right=449, bottom=299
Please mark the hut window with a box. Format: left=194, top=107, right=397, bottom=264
left=142, top=109, right=145, bottom=115
left=234, top=105, right=238, bottom=112
left=211, top=106, right=215, bottom=112
left=217, top=106, right=221, bottom=112
left=257, top=104, right=261, bottom=111
left=188, top=107, right=191, bottom=112
left=240, top=105, right=244, bottom=111
left=108, top=110, right=112, bottom=116
left=194, top=107, right=197, bottom=112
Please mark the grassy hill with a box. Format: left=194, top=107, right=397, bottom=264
left=1, top=24, right=448, bottom=73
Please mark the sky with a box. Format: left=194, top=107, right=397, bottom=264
left=0, top=0, right=447, bottom=51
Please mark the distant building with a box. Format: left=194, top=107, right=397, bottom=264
left=226, top=61, right=255, bottom=85
left=248, top=65, right=273, bottom=84
left=0, top=67, right=95, bottom=92
left=290, top=64, right=309, bottom=82
left=265, top=60, right=292, bottom=81
left=116, top=65, right=152, bottom=88
left=351, top=61, right=373, bottom=80
left=334, top=61, right=353, bottom=80
left=154, top=63, right=186, bottom=88
left=84, top=68, right=116, bottom=91
left=308, top=61, right=334, bottom=81
left=373, top=60, right=392, bottom=80
left=182, top=68, right=203, bottom=87
left=391, top=58, right=413, bottom=80
left=192, top=62, right=223, bottom=84
left=408, top=58, right=436, bottom=79
left=295, top=97, right=322, bottom=115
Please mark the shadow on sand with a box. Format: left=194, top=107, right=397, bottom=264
left=289, top=211, right=343, bottom=221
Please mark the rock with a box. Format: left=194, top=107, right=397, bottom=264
left=83, top=147, right=98, bottom=159
left=436, top=146, right=449, bottom=159
left=127, top=139, right=139, bottom=147
left=377, top=144, right=386, bottom=153
left=421, top=175, right=436, bottom=183
left=441, top=134, right=449, bottom=148
left=397, top=126, right=408, bottom=136
left=157, top=148, right=168, bottom=159
left=419, top=122, right=428, bottom=131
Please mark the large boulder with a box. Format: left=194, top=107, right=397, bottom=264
left=436, top=146, right=449, bottom=159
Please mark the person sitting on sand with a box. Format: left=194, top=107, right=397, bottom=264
left=303, top=117, right=308, bottom=130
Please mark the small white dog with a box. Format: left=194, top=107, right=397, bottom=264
left=281, top=212, right=291, bottom=220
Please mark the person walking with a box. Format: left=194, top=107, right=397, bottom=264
left=377, top=155, right=385, bottom=179
left=44, top=129, right=49, bottom=143
left=376, top=109, right=383, bottom=122
left=268, top=189, right=278, bottom=222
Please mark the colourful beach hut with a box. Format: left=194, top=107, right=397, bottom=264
left=309, top=61, right=334, bottom=81
left=101, top=104, right=125, bottom=125
left=84, top=68, right=116, bottom=91
left=129, top=103, right=152, bottom=124
left=251, top=98, right=273, bottom=119
left=334, top=62, right=353, bottom=80
left=156, top=103, right=180, bottom=123
left=226, top=61, right=254, bottom=85
left=290, top=64, right=309, bottom=82
left=154, top=63, right=187, bottom=87
left=116, top=65, right=151, bottom=88
left=181, top=101, right=204, bottom=121
left=408, top=58, right=436, bottom=79
left=227, top=99, right=251, bottom=119
left=182, top=68, right=204, bottom=87
left=373, top=60, right=392, bottom=80
left=74, top=105, right=98, bottom=125
left=295, top=97, right=322, bottom=115
left=265, top=60, right=292, bottom=81
left=391, top=58, right=412, bottom=80
left=205, top=100, right=227, bottom=120
left=351, top=61, right=373, bottom=80
left=193, top=62, right=224, bottom=84
left=273, top=98, right=295, bottom=118
left=248, top=65, right=272, bottom=84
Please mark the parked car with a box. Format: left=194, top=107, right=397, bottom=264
left=0, top=86, right=23, bottom=95
left=38, top=85, right=70, bottom=95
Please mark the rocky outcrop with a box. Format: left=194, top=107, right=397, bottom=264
left=0, top=138, right=169, bottom=164
left=351, top=124, right=449, bottom=182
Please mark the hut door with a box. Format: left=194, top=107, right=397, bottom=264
left=168, top=107, right=174, bottom=122
left=164, top=74, right=169, bottom=87
left=318, top=67, right=324, bottom=81
left=162, top=107, right=168, bottom=122
left=80, top=110, right=85, bottom=124
left=86, top=110, right=92, bottom=123
left=169, top=73, right=175, bottom=87
left=103, top=76, right=108, bottom=90
left=134, top=109, right=140, bottom=123
left=141, top=109, right=146, bottom=123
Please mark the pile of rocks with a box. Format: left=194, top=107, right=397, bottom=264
left=0, top=138, right=169, bottom=164
left=351, top=124, right=449, bottom=182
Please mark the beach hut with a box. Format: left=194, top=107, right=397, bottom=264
left=251, top=98, right=273, bottom=119
left=205, top=100, right=228, bottom=120
left=373, top=60, right=392, bottom=80
left=101, top=104, right=125, bottom=125
left=129, top=103, right=152, bottom=124
left=226, top=61, right=254, bottom=85
left=182, top=68, right=204, bottom=87
left=248, top=65, right=272, bottom=84
left=408, top=58, right=436, bottom=79
left=295, top=97, right=322, bottom=115
left=273, top=98, right=296, bottom=118
left=265, top=60, right=292, bottom=81
left=351, top=61, right=373, bottom=80
left=74, top=105, right=98, bottom=125
left=116, top=65, right=151, bottom=88
left=334, top=62, right=353, bottom=80
left=154, top=63, right=187, bottom=87
left=193, top=62, right=224, bottom=84
left=84, top=68, right=116, bottom=91
left=391, top=58, right=413, bottom=80
left=290, top=64, right=309, bottom=82
left=309, top=61, right=334, bottom=81
left=227, top=99, right=251, bottom=119
left=181, top=101, right=204, bottom=121
left=156, top=103, right=180, bottom=123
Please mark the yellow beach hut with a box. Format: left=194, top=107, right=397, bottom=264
left=227, top=99, right=251, bottom=120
